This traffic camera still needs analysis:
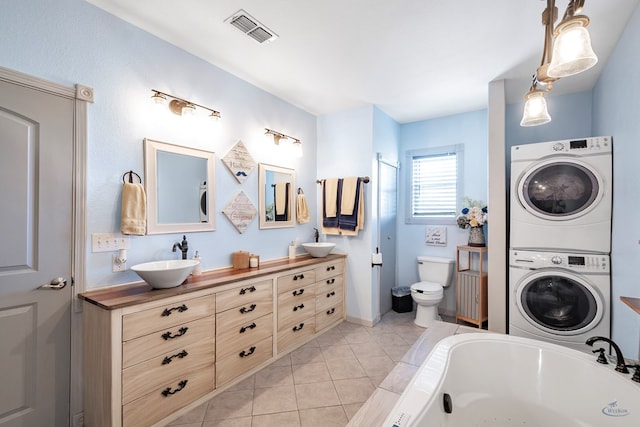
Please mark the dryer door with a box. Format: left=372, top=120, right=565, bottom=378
left=517, top=159, right=603, bottom=221
left=515, top=270, right=604, bottom=336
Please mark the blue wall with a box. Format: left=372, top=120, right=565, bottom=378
left=593, top=3, right=640, bottom=360
left=397, top=109, right=488, bottom=315
left=0, top=0, right=318, bottom=289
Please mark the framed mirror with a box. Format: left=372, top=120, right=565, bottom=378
left=144, top=138, right=215, bottom=234
left=259, top=163, right=295, bottom=229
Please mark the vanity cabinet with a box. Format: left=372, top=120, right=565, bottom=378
left=314, top=260, right=345, bottom=331
left=81, top=254, right=346, bottom=427
left=277, top=269, right=317, bottom=353
left=215, top=279, right=273, bottom=386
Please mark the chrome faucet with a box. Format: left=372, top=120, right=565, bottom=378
left=313, top=228, right=319, bottom=243
left=172, top=235, right=189, bottom=260
left=586, top=336, right=629, bottom=373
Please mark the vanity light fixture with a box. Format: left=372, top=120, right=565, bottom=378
left=264, top=128, right=302, bottom=157
left=151, top=89, right=221, bottom=120
left=520, top=0, right=597, bottom=127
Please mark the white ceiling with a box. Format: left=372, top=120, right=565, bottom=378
left=87, top=0, right=639, bottom=123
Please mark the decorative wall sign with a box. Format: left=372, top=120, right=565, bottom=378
left=222, top=140, right=256, bottom=183
left=426, top=226, right=447, bottom=246
left=222, top=190, right=257, bottom=234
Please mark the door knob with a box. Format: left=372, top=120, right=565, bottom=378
left=39, top=277, right=67, bottom=290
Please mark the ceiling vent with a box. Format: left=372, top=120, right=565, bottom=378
left=225, top=9, right=278, bottom=44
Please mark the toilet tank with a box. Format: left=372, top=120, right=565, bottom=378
left=417, top=256, right=455, bottom=287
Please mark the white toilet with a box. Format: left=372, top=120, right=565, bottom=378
left=410, top=256, right=455, bottom=327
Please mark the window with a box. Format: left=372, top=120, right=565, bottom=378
left=405, top=144, right=463, bottom=224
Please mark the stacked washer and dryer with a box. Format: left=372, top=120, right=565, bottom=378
left=509, top=136, right=613, bottom=353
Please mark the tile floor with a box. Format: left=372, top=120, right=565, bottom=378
left=166, top=312, right=481, bottom=427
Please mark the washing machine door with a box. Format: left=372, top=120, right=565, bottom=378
left=515, top=270, right=603, bottom=336
left=517, top=159, right=603, bottom=221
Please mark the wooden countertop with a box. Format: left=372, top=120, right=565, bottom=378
left=621, top=296, right=640, bottom=316
left=79, top=253, right=346, bottom=310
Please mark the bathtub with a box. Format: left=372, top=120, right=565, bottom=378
left=383, top=333, right=640, bottom=426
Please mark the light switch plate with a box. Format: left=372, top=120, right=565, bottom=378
left=92, top=233, right=130, bottom=252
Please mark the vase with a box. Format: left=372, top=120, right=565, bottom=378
left=468, top=226, right=486, bottom=247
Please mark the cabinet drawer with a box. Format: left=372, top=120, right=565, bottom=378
left=122, top=338, right=214, bottom=405
left=216, top=313, right=273, bottom=360
left=315, top=274, right=343, bottom=292
left=122, top=364, right=215, bottom=427
left=216, top=280, right=272, bottom=313
left=277, top=293, right=315, bottom=327
left=316, top=286, right=343, bottom=312
left=122, top=295, right=215, bottom=341
left=314, top=260, right=344, bottom=281
left=216, top=335, right=273, bottom=386
left=316, top=303, right=344, bottom=332
left=277, top=317, right=316, bottom=354
left=122, top=316, right=214, bottom=369
left=216, top=295, right=273, bottom=331
left=277, top=283, right=316, bottom=307
left=277, top=270, right=316, bottom=294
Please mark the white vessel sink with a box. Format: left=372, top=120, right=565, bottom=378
left=131, top=259, right=199, bottom=289
left=302, top=242, right=336, bottom=258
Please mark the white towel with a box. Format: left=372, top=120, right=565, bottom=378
left=120, top=182, right=146, bottom=235
left=340, top=176, right=358, bottom=215
left=275, top=182, right=287, bottom=215
left=296, top=193, right=310, bottom=224
left=324, top=178, right=339, bottom=217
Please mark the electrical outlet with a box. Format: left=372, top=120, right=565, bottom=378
left=112, top=254, right=126, bottom=272
left=92, top=233, right=130, bottom=253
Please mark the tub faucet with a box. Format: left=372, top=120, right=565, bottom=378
left=313, top=228, right=319, bottom=243
left=586, top=336, right=629, bottom=373
left=172, top=235, right=189, bottom=260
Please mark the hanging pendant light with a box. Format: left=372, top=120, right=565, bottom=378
left=547, top=15, right=597, bottom=77
left=521, top=84, right=551, bottom=127
left=520, top=1, right=598, bottom=127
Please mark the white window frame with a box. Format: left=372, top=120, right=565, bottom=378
left=404, top=144, right=464, bottom=225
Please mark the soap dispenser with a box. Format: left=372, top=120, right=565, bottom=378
left=192, top=250, right=202, bottom=276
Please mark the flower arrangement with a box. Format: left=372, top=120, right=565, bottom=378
left=457, top=197, right=488, bottom=229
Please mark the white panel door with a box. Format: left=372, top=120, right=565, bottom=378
left=0, top=78, right=73, bottom=426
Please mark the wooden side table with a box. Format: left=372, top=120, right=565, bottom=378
left=456, top=245, right=488, bottom=328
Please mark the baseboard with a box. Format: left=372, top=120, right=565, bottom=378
left=346, top=314, right=376, bottom=327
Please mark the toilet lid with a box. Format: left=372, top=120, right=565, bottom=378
left=411, top=281, right=442, bottom=294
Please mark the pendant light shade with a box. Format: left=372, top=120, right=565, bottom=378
left=548, top=17, right=598, bottom=77
left=520, top=89, right=551, bottom=127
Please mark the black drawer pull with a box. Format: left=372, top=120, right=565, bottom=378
left=161, top=326, right=188, bottom=340
left=239, top=285, right=256, bottom=295
left=326, top=308, right=336, bottom=315
left=293, top=274, right=305, bottom=280
left=293, top=303, right=305, bottom=311
left=326, top=291, right=336, bottom=298
left=239, top=346, right=256, bottom=358
left=293, top=289, right=305, bottom=296
left=161, top=379, right=188, bottom=397
left=292, top=323, right=305, bottom=332
left=162, top=349, right=189, bottom=365
left=326, top=278, right=335, bottom=285
left=239, top=322, right=257, bottom=333
left=326, top=266, right=335, bottom=271
left=161, top=304, right=188, bottom=317
left=239, top=304, right=257, bottom=314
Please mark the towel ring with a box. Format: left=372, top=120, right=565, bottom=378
left=122, top=170, right=142, bottom=184
left=298, top=188, right=304, bottom=194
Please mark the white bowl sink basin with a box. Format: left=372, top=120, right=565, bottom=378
left=131, top=259, right=199, bottom=289
left=302, top=242, right=336, bottom=258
